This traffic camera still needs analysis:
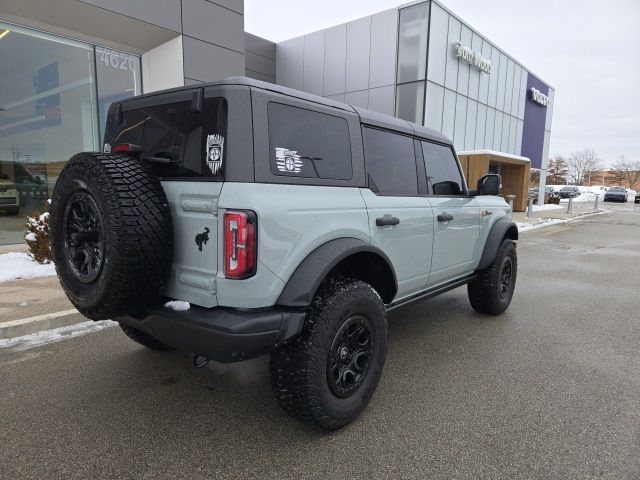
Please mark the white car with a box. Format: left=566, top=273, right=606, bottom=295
left=0, top=174, right=20, bottom=215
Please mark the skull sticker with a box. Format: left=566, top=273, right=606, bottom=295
left=275, top=147, right=303, bottom=173
left=206, top=134, right=224, bottom=175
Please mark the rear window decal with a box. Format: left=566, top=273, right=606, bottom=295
left=206, top=134, right=224, bottom=175
left=275, top=147, right=303, bottom=173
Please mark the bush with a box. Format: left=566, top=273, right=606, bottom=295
left=25, top=199, right=52, bottom=264
left=546, top=193, right=560, bottom=205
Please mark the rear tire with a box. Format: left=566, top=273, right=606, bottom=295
left=468, top=239, right=517, bottom=315
left=119, top=323, right=175, bottom=351
left=50, top=152, right=173, bottom=320
left=270, top=278, right=387, bottom=431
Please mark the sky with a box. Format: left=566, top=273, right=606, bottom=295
left=245, top=0, right=640, bottom=167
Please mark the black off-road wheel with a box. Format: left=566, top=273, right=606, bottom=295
left=270, top=278, right=387, bottom=431
left=467, top=239, right=517, bottom=315
left=50, top=152, right=173, bottom=320
left=119, top=323, right=175, bottom=351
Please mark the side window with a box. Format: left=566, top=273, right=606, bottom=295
left=267, top=103, right=352, bottom=180
left=363, top=127, right=418, bottom=195
left=421, top=141, right=465, bottom=196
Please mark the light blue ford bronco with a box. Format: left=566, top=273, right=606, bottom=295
left=50, top=77, right=518, bottom=430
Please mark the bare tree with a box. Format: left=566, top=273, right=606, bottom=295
left=566, top=149, right=601, bottom=185
left=625, top=159, right=640, bottom=190
left=610, top=156, right=627, bottom=186
left=546, top=155, right=568, bottom=184
left=529, top=169, right=540, bottom=187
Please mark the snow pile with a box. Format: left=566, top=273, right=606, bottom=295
left=532, top=204, right=563, bottom=212
left=164, top=300, right=190, bottom=311
left=0, top=320, right=115, bottom=350
left=0, top=252, right=56, bottom=283
left=24, top=232, right=37, bottom=242
left=564, top=192, right=597, bottom=203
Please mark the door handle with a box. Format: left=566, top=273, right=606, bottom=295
left=437, top=212, right=454, bottom=222
left=376, top=214, right=400, bottom=226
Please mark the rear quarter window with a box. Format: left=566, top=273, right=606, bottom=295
left=267, top=103, right=352, bottom=180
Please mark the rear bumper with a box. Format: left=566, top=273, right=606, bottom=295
left=116, top=306, right=306, bottom=363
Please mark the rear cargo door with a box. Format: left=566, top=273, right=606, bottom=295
left=103, top=91, right=229, bottom=307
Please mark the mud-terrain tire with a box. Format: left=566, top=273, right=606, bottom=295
left=119, top=323, right=175, bottom=351
left=51, top=152, right=173, bottom=320
left=468, top=239, right=517, bottom=315
left=270, top=278, right=387, bottom=431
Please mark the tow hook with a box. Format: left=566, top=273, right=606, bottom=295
left=192, top=354, right=210, bottom=369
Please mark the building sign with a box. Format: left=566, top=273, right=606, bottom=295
left=530, top=87, right=549, bottom=107
left=454, top=41, right=491, bottom=74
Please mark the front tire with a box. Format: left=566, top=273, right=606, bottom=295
left=270, top=278, right=387, bottom=431
left=468, top=239, right=517, bottom=315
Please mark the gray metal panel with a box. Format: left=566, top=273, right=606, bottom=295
left=503, top=59, right=514, bottom=117
left=442, top=88, right=456, bottom=139
left=245, top=51, right=276, bottom=78
left=518, top=65, right=527, bottom=119
left=475, top=103, right=487, bottom=149
left=453, top=93, right=467, bottom=150
left=478, top=40, right=490, bottom=104
left=545, top=87, right=555, bottom=131
left=465, top=99, right=477, bottom=150
left=444, top=15, right=461, bottom=90
left=345, top=89, right=369, bottom=109
left=323, top=24, right=347, bottom=96
left=368, top=85, right=395, bottom=116
left=510, top=65, right=521, bottom=116
left=492, top=109, right=502, bottom=150
left=210, top=0, right=243, bottom=14
left=508, top=114, right=517, bottom=154
left=184, top=77, right=204, bottom=85
left=325, top=93, right=345, bottom=103
left=303, top=31, right=325, bottom=96
left=79, top=0, right=182, bottom=32
left=500, top=112, right=510, bottom=152
left=424, top=81, right=444, bottom=131
left=515, top=118, right=523, bottom=155
left=276, top=43, right=285, bottom=85
left=346, top=16, right=371, bottom=93
left=285, top=37, right=304, bottom=90
left=456, top=25, right=471, bottom=96
left=369, top=9, right=397, bottom=88
left=245, top=69, right=275, bottom=83
left=496, top=52, right=507, bottom=111
left=427, top=2, right=448, bottom=87
left=468, top=32, right=481, bottom=100
left=182, top=36, right=244, bottom=81
left=485, top=107, right=495, bottom=149
left=487, top=45, right=499, bottom=108
left=182, top=0, right=244, bottom=53
left=245, top=33, right=276, bottom=60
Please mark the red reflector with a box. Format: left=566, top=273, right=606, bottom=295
left=224, top=210, right=257, bottom=279
left=112, top=143, right=142, bottom=153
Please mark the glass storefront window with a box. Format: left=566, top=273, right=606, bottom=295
left=396, top=3, right=429, bottom=84
left=0, top=21, right=140, bottom=245
left=395, top=81, right=425, bottom=124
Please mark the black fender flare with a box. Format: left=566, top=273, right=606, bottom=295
left=477, top=218, right=519, bottom=270
left=276, top=237, right=397, bottom=307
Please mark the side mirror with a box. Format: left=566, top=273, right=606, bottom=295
left=477, top=174, right=501, bottom=196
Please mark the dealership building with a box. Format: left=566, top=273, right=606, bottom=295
left=0, top=0, right=553, bottom=245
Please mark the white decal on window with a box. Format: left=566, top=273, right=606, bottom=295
left=275, top=147, right=303, bottom=173
left=206, top=134, right=224, bottom=175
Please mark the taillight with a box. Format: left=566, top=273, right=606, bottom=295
left=110, top=143, right=142, bottom=153
left=224, top=210, right=257, bottom=279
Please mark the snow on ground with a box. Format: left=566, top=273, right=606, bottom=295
left=164, top=300, right=190, bottom=311
left=0, top=320, right=116, bottom=350
left=532, top=204, right=563, bottom=212
left=0, top=252, right=56, bottom=283
left=562, top=192, right=598, bottom=203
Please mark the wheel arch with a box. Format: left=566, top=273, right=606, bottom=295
left=276, top=237, right=398, bottom=307
left=477, top=218, right=518, bottom=270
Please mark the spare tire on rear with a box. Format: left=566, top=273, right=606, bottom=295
left=51, top=152, right=173, bottom=320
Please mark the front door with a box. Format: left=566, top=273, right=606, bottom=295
left=419, top=140, right=480, bottom=286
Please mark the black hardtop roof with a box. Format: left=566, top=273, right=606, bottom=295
left=117, top=76, right=451, bottom=145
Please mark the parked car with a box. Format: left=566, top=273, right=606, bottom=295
left=529, top=186, right=555, bottom=204
left=0, top=174, right=20, bottom=215
left=50, top=77, right=518, bottom=431
left=558, top=186, right=581, bottom=199
left=604, top=186, right=628, bottom=202
left=635, top=191, right=640, bottom=204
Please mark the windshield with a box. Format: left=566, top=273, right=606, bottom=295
left=609, top=187, right=626, bottom=192
left=104, top=98, right=227, bottom=179
left=561, top=186, right=576, bottom=191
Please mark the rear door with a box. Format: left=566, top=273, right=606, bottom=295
left=420, top=140, right=480, bottom=286
left=103, top=92, right=229, bottom=307
left=361, top=127, right=434, bottom=300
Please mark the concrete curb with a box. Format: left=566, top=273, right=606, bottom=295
left=518, top=209, right=608, bottom=233
left=0, top=309, right=86, bottom=340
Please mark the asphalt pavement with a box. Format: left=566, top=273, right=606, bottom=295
left=1, top=203, right=639, bottom=480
